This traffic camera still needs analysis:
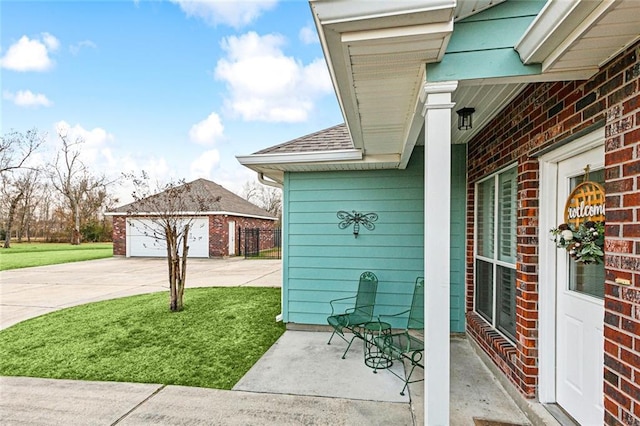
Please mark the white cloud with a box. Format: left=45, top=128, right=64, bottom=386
left=215, top=31, right=333, bottom=123
left=170, top=0, right=277, bottom=28
left=299, top=24, right=318, bottom=45
left=3, top=89, right=53, bottom=107
left=70, top=40, right=97, bottom=55
left=190, top=150, right=221, bottom=179
left=0, top=33, right=59, bottom=71
left=42, top=32, right=60, bottom=51
left=189, top=112, right=224, bottom=145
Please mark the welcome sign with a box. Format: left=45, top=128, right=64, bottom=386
left=564, top=181, right=606, bottom=226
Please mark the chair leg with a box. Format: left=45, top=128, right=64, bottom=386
left=400, top=362, right=424, bottom=396
left=341, top=335, right=357, bottom=359
left=327, top=329, right=337, bottom=345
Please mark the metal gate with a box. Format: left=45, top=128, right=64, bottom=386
left=239, top=228, right=281, bottom=259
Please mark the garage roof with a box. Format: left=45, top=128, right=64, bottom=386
left=108, top=178, right=276, bottom=220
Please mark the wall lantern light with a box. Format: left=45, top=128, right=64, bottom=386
left=456, top=107, right=475, bottom=130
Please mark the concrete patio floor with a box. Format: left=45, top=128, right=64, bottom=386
left=0, top=258, right=560, bottom=424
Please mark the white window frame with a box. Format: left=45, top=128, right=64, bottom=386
left=473, top=163, right=518, bottom=343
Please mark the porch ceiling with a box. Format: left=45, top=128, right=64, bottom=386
left=310, top=0, right=639, bottom=159
left=310, top=0, right=459, bottom=163
left=516, top=0, right=640, bottom=76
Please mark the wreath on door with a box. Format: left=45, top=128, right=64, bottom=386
left=550, top=172, right=605, bottom=265
left=550, top=221, right=604, bottom=264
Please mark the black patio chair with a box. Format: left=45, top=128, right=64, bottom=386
left=327, top=271, right=379, bottom=359
left=373, top=276, right=424, bottom=395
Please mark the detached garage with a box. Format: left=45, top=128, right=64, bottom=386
left=107, top=178, right=277, bottom=258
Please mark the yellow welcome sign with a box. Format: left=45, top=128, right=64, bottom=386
left=564, top=181, right=606, bottom=227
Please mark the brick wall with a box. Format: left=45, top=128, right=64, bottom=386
left=208, top=215, right=275, bottom=257
left=112, top=216, right=126, bottom=256
left=466, top=39, right=639, bottom=416
left=602, top=44, right=640, bottom=425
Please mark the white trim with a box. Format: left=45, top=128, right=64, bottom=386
left=423, top=84, right=454, bottom=425
left=472, top=163, right=519, bottom=343
left=310, top=0, right=455, bottom=26
left=537, top=127, right=605, bottom=403
left=107, top=211, right=277, bottom=221
left=341, top=21, right=453, bottom=44
left=236, top=149, right=362, bottom=166
left=515, top=0, right=602, bottom=64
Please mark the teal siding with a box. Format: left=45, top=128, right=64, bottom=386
left=283, top=148, right=425, bottom=327
left=427, top=0, right=545, bottom=82
left=450, top=144, right=467, bottom=333
left=282, top=145, right=468, bottom=330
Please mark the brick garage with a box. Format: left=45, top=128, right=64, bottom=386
left=466, top=41, right=639, bottom=424
left=108, top=179, right=277, bottom=258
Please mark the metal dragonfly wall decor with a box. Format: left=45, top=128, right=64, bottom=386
left=337, top=210, right=378, bottom=238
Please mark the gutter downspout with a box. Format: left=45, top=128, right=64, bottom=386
left=258, top=172, right=284, bottom=323
left=258, top=172, right=283, bottom=189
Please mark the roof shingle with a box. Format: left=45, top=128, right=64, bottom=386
left=253, top=123, right=352, bottom=154
left=110, top=178, right=275, bottom=219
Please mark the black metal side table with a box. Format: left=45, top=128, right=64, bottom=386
left=363, top=321, right=393, bottom=371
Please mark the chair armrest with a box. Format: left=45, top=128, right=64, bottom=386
left=329, top=295, right=356, bottom=315
left=376, top=309, right=410, bottom=323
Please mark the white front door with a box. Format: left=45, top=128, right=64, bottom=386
left=555, top=146, right=605, bottom=425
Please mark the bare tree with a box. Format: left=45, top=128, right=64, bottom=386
left=122, top=172, right=220, bottom=312
left=49, top=130, right=110, bottom=245
left=1, top=129, right=45, bottom=248
left=0, top=129, right=45, bottom=175
left=241, top=180, right=282, bottom=219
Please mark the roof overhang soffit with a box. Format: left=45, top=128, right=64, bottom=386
left=310, top=0, right=456, bottom=168
left=516, top=0, right=640, bottom=76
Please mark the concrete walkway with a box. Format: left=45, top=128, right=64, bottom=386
left=0, top=257, right=281, bottom=330
left=0, top=258, right=559, bottom=425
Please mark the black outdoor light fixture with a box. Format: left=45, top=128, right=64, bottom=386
left=456, top=107, right=475, bottom=130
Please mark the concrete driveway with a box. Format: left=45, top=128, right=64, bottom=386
left=0, top=257, right=281, bottom=330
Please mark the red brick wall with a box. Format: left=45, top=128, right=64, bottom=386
left=208, top=215, right=276, bottom=257
left=112, top=216, right=126, bottom=256
left=466, top=39, right=639, bottom=417
left=110, top=214, right=276, bottom=258
left=602, top=45, right=640, bottom=425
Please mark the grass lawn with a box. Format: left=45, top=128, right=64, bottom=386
left=0, top=287, right=285, bottom=389
left=0, top=242, right=113, bottom=271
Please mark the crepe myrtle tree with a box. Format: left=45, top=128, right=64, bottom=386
left=123, top=172, right=220, bottom=312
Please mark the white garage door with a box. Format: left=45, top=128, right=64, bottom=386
left=127, top=217, right=209, bottom=258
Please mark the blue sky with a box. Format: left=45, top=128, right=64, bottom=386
left=1, top=0, right=343, bottom=201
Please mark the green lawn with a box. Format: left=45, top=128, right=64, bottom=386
left=0, top=242, right=113, bottom=271
left=0, top=287, right=285, bottom=389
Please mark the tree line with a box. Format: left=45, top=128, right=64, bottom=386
left=1, top=128, right=283, bottom=249
left=1, top=129, right=115, bottom=247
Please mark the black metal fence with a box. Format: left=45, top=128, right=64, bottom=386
left=239, top=228, right=282, bottom=259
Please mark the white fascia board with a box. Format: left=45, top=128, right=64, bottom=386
left=310, top=0, right=455, bottom=25
left=236, top=149, right=362, bottom=166
left=341, top=21, right=453, bottom=44
left=106, top=211, right=277, bottom=221
left=515, top=0, right=602, bottom=65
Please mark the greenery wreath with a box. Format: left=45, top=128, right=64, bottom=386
left=550, top=221, right=605, bottom=264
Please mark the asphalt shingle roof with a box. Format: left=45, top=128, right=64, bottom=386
left=253, top=123, right=353, bottom=154
left=111, top=178, right=275, bottom=219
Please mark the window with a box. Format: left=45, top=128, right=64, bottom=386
left=475, top=166, right=517, bottom=341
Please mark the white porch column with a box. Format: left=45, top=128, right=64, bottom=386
left=422, top=80, right=457, bottom=426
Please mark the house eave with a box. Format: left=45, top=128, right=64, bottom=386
left=310, top=0, right=456, bottom=162
left=516, top=0, right=640, bottom=77
left=105, top=211, right=277, bottom=221
left=236, top=149, right=362, bottom=166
